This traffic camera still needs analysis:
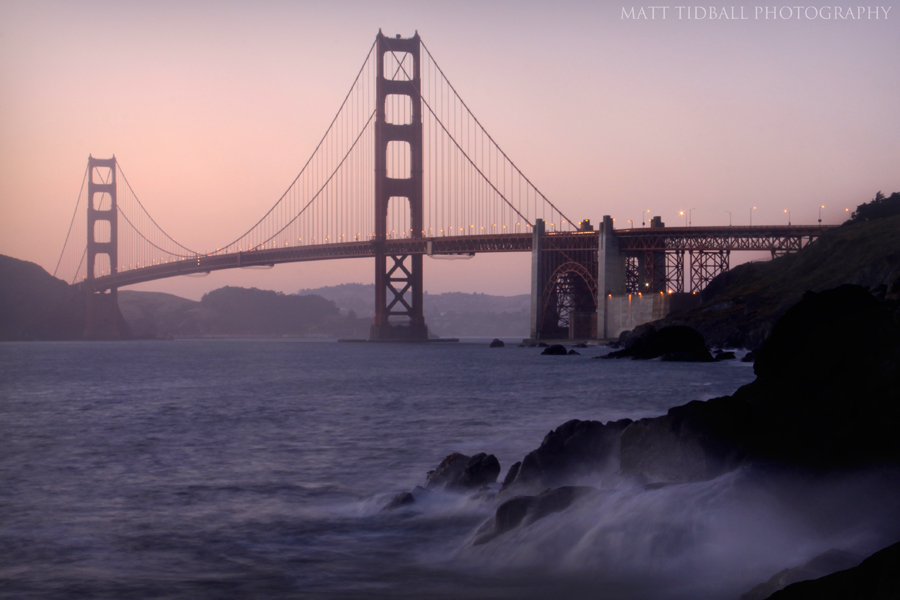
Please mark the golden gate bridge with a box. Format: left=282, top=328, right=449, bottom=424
left=53, top=31, right=831, bottom=341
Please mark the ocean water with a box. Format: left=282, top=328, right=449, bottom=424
left=1, top=340, right=898, bottom=599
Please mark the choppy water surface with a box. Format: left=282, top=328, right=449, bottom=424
left=1, top=340, right=897, bottom=599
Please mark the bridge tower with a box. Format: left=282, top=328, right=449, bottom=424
left=370, top=31, right=428, bottom=340
left=84, top=156, right=125, bottom=339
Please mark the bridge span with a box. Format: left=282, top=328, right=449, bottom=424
left=55, top=31, right=834, bottom=341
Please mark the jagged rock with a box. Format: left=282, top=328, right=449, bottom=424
left=741, top=348, right=758, bottom=362
left=739, top=548, right=862, bottom=600
left=715, top=350, right=736, bottom=360
left=541, top=344, right=568, bottom=355
left=489, top=338, right=505, bottom=348
left=502, top=419, right=632, bottom=494
left=426, top=453, right=469, bottom=490
left=472, top=486, right=597, bottom=545
left=567, top=349, right=580, bottom=355
left=459, top=453, right=501, bottom=488
left=502, top=461, right=521, bottom=488
left=602, top=326, right=714, bottom=362
left=619, top=285, right=900, bottom=483
left=620, top=397, right=749, bottom=483
left=765, top=541, right=900, bottom=599
left=426, top=452, right=501, bottom=491
left=382, top=491, right=415, bottom=511
left=610, top=323, right=657, bottom=349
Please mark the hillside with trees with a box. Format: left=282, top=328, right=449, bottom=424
left=658, top=192, right=900, bottom=349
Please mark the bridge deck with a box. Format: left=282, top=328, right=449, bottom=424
left=84, top=225, right=835, bottom=290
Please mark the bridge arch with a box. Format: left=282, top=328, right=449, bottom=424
left=540, top=261, right=598, bottom=339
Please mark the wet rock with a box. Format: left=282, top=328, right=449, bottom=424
left=426, top=453, right=469, bottom=490
left=602, top=326, right=714, bottom=362
left=489, top=339, right=505, bottom=348
left=715, top=350, right=737, bottom=360
left=502, top=419, right=632, bottom=494
left=426, top=452, right=501, bottom=491
left=472, top=486, right=597, bottom=545
left=610, top=323, right=658, bottom=349
left=739, top=548, right=862, bottom=600
left=501, top=461, right=521, bottom=488
left=620, top=397, right=749, bottom=483
left=763, top=541, right=900, bottom=599
left=382, top=491, right=416, bottom=511
left=541, top=344, right=568, bottom=355
left=567, top=349, right=581, bottom=355
left=619, top=285, right=900, bottom=483
left=741, top=348, right=758, bottom=362
left=459, top=453, right=501, bottom=489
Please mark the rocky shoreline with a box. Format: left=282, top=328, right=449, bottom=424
left=387, top=284, right=900, bottom=598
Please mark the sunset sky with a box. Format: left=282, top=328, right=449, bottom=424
left=2, top=1, right=898, bottom=299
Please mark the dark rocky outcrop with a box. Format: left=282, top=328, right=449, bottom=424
left=619, top=285, right=900, bottom=483
left=459, top=453, right=502, bottom=488
left=501, top=419, right=632, bottom=495
left=472, top=486, right=597, bottom=545
left=426, top=452, right=501, bottom=491
left=619, top=396, right=749, bottom=482
left=714, top=350, right=736, bottom=360
left=541, top=344, right=568, bottom=355
left=739, top=548, right=862, bottom=600
left=489, top=338, right=505, bottom=348
left=610, top=322, right=658, bottom=350
left=741, top=348, right=758, bottom=362
left=765, top=541, right=900, bottom=599
left=382, top=491, right=416, bottom=511
left=603, top=325, right=715, bottom=362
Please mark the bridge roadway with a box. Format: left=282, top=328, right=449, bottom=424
left=83, top=224, right=833, bottom=291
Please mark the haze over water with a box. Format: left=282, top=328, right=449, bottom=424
left=3, top=340, right=898, bottom=599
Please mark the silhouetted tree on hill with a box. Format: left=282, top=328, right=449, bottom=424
left=849, top=191, right=900, bottom=223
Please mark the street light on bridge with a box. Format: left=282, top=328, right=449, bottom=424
left=784, top=209, right=791, bottom=225
left=818, top=205, right=824, bottom=225
left=644, top=209, right=650, bottom=227
left=750, top=206, right=757, bottom=226
left=725, top=210, right=732, bottom=226
left=679, top=210, right=687, bottom=226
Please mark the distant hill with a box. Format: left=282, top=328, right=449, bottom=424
left=297, top=283, right=531, bottom=338
left=120, top=286, right=361, bottom=338
left=118, top=291, right=203, bottom=338
left=198, top=286, right=343, bottom=336
left=660, top=209, right=900, bottom=349
left=0, top=255, right=85, bottom=340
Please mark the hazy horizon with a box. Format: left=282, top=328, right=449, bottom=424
left=2, top=1, right=898, bottom=300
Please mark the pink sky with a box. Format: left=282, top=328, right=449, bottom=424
left=2, top=1, right=898, bottom=299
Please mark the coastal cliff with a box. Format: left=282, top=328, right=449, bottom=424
left=658, top=199, right=900, bottom=349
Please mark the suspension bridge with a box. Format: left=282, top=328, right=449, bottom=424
left=54, top=31, right=831, bottom=341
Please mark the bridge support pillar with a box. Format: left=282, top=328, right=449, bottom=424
left=529, top=219, right=598, bottom=341
left=597, top=215, right=625, bottom=339
left=529, top=219, right=546, bottom=339
left=84, top=155, right=127, bottom=339
left=370, top=31, right=428, bottom=341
